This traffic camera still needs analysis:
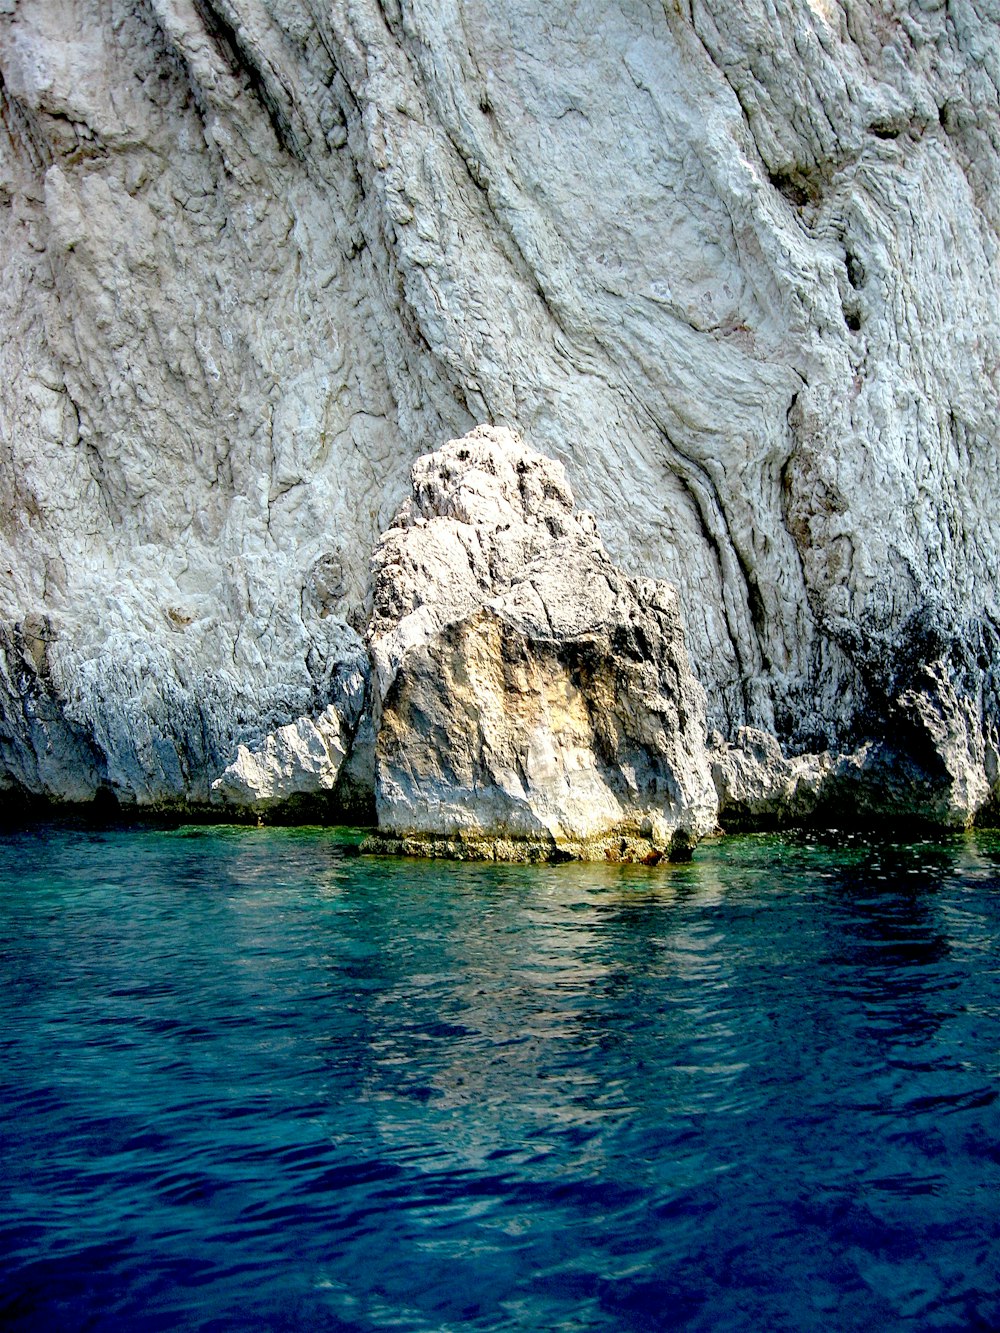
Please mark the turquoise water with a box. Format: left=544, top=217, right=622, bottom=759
left=1, top=825, right=999, bottom=1331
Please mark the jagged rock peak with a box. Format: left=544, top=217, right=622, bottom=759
left=365, top=426, right=719, bottom=862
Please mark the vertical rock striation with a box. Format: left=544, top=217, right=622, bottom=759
left=0, top=1, right=997, bottom=822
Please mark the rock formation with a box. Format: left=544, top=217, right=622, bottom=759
left=211, top=654, right=368, bottom=811
left=0, top=1, right=997, bottom=828
left=365, top=426, right=718, bottom=860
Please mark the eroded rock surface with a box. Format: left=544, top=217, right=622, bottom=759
left=366, top=427, right=718, bottom=861
left=712, top=660, right=997, bottom=830
left=709, top=728, right=833, bottom=829
left=0, top=605, right=370, bottom=813
left=211, top=656, right=368, bottom=811
left=0, top=1, right=998, bottom=821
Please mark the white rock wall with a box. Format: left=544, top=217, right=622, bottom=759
left=0, top=0, right=997, bottom=805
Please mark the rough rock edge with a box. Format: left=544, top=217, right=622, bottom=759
left=361, top=826, right=698, bottom=865
left=361, top=427, right=723, bottom=862
left=712, top=658, right=996, bottom=833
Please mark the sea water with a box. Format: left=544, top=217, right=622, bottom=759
left=1, top=824, right=998, bottom=1331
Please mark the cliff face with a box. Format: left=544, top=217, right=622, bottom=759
left=1, top=0, right=998, bottom=813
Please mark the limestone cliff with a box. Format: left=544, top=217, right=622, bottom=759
left=1, top=0, right=997, bottom=821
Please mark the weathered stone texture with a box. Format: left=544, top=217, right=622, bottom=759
left=367, top=428, right=718, bottom=860
left=0, top=1, right=997, bottom=819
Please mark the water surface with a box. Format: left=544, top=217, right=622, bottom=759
left=1, top=825, right=999, bottom=1330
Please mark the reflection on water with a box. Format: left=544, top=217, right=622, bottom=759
left=1, top=826, right=999, bottom=1330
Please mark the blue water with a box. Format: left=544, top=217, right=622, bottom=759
left=1, top=826, right=999, bottom=1331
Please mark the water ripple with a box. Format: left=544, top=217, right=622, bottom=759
left=0, top=826, right=999, bottom=1330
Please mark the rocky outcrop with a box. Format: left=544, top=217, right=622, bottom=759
left=0, top=2, right=998, bottom=825
left=365, top=427, right=718, bottom=861
left=712, top=663, right=996, bottom=831
left=0, top=603, right=370, bottom=814
left=211, top=656, right=368, bottom=811
left=211, top=707, right=351, bottom=808
left=709, top=728, right=833, bottom=830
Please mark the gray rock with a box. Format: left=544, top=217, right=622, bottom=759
left=211, top=660, right=368, bottom=811
left=712, top=661, right=996, bottom=829
left=709, top=728, right=833, bottom=829
left=366, top=427, right=718, bottom=861
left=0, top=604, right=370, bottom=813
left=0, top=2, right=997, bottom=821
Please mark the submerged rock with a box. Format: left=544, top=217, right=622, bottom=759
left=365, top=427, right=718, bottom=862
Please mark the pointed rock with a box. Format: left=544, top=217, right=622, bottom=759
left=365, top=426, right=718, bottom=862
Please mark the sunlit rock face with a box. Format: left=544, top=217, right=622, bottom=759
left=0, top=0, right=997, bottom=815
left=366, top=427, right=719, bottom=861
